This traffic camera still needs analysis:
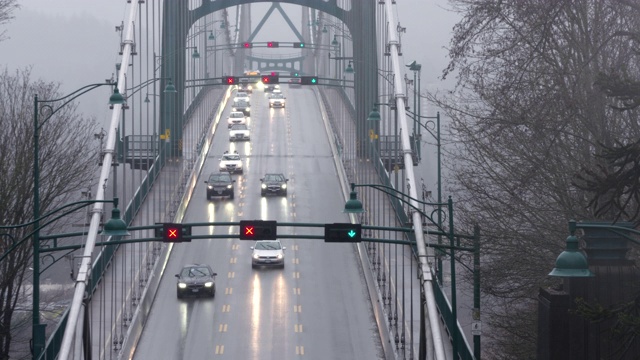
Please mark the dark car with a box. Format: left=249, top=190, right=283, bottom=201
left=238, top=80, right=253, bottom=94
left=232, top=100, right=251, bottom=116
left=175, top=264, right=217, bottom=298
left=204, top=172, right=235, bottom=200
left=260, top=173, right=289, bottom=196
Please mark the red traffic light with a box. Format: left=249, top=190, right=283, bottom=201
left=225, top=76, right=238, bottom=85
left=163, top=223, right=183, bottom=242
left=261, top=75, right=279, bottom=84
left=267, top=41, right=279, bottom=48
left=239, top=220, right=277, bottom=240
left=243, top=42, right=252, bottom=48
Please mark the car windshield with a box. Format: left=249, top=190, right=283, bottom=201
left=222, top=154, right=240, bottom=161
left=234, top=101, right=248, bottom=106
left=209, top=174, right=231, bottom=183
left=181, top=266, right=210, bottom=278
left=230, top=112, right=244, bottom=118
left=231, top=124, right=248, bottom=130
left=264, top=174, right=284, bottom=182
left=236, top=92, right=248, bottom=97
left=270, top=94, right=284, bottom=99
left=255, top=241, right=281, bottom=250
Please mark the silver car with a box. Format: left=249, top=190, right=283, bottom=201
left=251, top=240, right=286, bottom=268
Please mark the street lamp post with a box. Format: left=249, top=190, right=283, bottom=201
left=344, top=183, right=479, bottom=360
left=32, top=82, right=124, bottom=359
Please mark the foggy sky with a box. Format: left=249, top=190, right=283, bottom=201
left=0, top=1, right=458, bottom=121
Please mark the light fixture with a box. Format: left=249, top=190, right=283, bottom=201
left=344, top=61, right=354, bottom=74
left=108, top=86, right=125, bottom=105
left=549, top=221, right=594, bottom=277
left=367, top=106, right=381, bottom=122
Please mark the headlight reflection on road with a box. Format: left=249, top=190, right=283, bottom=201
left=250, top=274, right=261, bottom=356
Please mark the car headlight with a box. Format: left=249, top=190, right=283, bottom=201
left=277, top=254, right=283, bottom=259
left=207, top=185, right=213, bottom=189
left=246, top=107, right=250, bottom=111
left=232, top=107, right=238, bottom=111
left=281, top=184, right=287, bottom=189
left=178, top=283, right=187, bottom=289
left=227, top=184, right=233, bottom=189
left=261, top=184, right=267, bottom=189
left=204, top=282, right=213, bottom=287
left=253, top=253, right=259, bottom=259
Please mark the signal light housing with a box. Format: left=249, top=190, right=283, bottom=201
left=161, top=223, right=182, bottom=242
left=300, top=76, right=318, bottom=85
left=225, top=76, right=238, bottom=85
left=243, top=42, right=253, bottom=48
left=261, top=75, right=280, bottom=84
left=324, top=223, right=362, bottom=243
left=293, top=42, right=305, bottom=48
left=239, top=220, right=277, bottom=240
left=267, top=41, right=279, bottom=48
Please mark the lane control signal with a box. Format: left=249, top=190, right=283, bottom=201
left=324, top=223, right=362, bottom=243
left=301, top=76, right=318, bottom=85
left=239, top=220, right=277, bottom=240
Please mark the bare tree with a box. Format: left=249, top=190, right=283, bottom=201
left=0, top=0, right=17, bottom=42
left=431, top=0, right=640, bottom=357
left=0, top=67, right=97, bottom=359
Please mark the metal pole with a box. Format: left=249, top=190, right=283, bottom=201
left=473, top=224, right=481, bottom=359
left=448, top=196, right=458, bottom=359
left=32, top=95, right=45, bottom=359
left=437, top=112, right=443, bottom=284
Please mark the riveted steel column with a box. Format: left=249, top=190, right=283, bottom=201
left=346, top=0, right=378, bottom=157
left=160, top=0, right=188, bottom=160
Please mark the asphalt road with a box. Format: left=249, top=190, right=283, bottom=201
left=133, top=84, right=385, bottom=359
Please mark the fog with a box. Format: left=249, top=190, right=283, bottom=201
left=1, top=1, right=457, bottom=119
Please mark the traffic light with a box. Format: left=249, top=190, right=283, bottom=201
left=225, top=76, right=238, bottom=85
left=293, top=42, right=305, bottom=48
left=261, top=74, right=280, bottom=84
left=162, top=223, right=183, bottom=242
left=267, top=41, right=279, bottom=48
left=291, top=71, right=300, bottom=77
left=300, top=76, right=318, bottom=85
left=324, top=223, right=362, bottom=243
left=239, top=220, right=277, bottom=240
left=243, top=42, right=253, bottom=48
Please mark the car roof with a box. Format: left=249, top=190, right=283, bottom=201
left=209, top=172, right=232, bottom=179
left=182, top=263, right=210, bottom=268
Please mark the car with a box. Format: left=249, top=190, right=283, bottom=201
left=272, top=86, right=282, bottom=94
left=232, top=100, right=251, bottom=116
left=233, top=91, right=250, bottom=103
left=219, top=151, right=243, bottom=173
left=251, top=240, right=286, bottom=268
left=204, top=172, right=235, bottom=199
left=288, top=77, right=302, bottom=88
left=229, top=124, right=250, bottom=142
left=175, top=264, right=217, bottom=298
left=268, top=93, right=286, bottom=108
left=260, top=173, right=289, bottom=196
left=227, top=111, right=247, bottom=128
left=263, top=83, right=275, bottom=92
left=238, top=80, right=253, bottom=94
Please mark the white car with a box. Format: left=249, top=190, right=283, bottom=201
left=251, top=240, right=286, bottom=268
left=268, top=93, right=286, bottom=108
left=227, top=111, right=247, bottom=128
left=229, top=124, right=250, bottom=141
left=219, top=151, right=243, bottom=174
left=234, top=91, right=250, bottom=103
